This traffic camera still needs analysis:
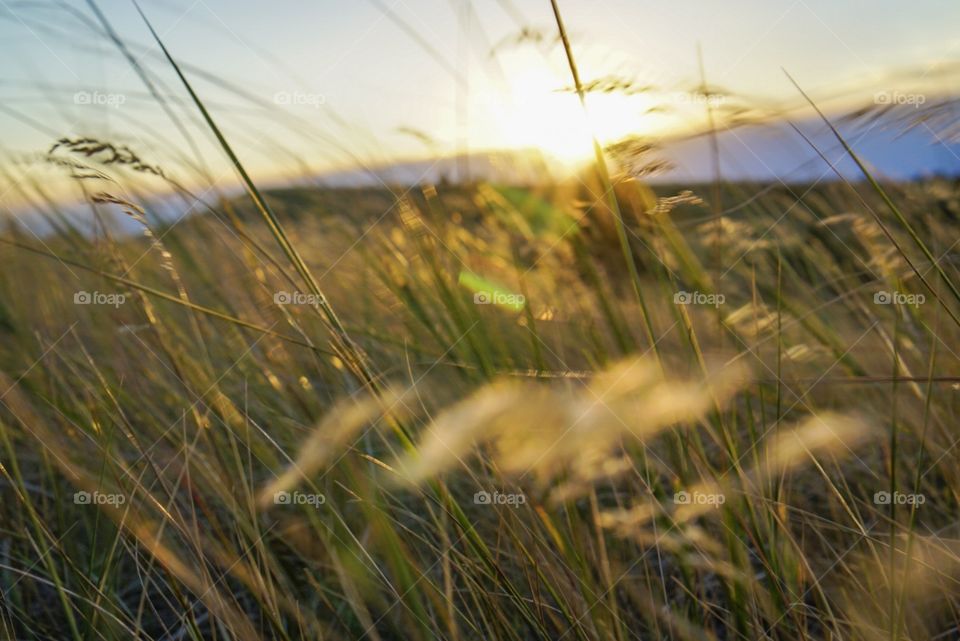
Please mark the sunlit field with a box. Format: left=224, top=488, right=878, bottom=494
left=1, top=1, right=959, bottom=640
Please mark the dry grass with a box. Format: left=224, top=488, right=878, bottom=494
left=0, top=3, right=959, bottom=641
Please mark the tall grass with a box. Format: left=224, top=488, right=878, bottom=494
left=0, top=3, right=959, bottom=641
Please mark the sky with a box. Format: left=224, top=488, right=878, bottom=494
left=0, top=0, right=958, bottom=202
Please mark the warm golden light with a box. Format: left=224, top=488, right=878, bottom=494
left=482, top=59, right=661, bottom=165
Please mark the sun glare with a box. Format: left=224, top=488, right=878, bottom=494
left=485, top=62, right=659, bottom=166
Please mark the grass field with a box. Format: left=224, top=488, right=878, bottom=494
left=1, top=3, right=960, bottom=640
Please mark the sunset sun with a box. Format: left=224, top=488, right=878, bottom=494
left=483, top=63, right=661, bottom=165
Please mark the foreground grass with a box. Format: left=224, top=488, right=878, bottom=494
left=0, top=159, right=959, bottom=639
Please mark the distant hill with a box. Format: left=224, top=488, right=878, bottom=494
left=311, top=149, right=554, bottom=187
left=9, top=102, right=957, bottom=239
left=653, top=106, right=959, bottom=184
left=310, top=102, right=960, bottom=186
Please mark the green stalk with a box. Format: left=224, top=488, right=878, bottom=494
left=548, top=0, right=659, bottom=357
left=133, top=2, right=384, bottom=401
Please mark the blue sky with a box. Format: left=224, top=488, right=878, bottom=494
left=0, top=0, right=958, bottom=199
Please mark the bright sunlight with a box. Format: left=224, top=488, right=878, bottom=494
left=477, top=54, right=662, bottom=165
